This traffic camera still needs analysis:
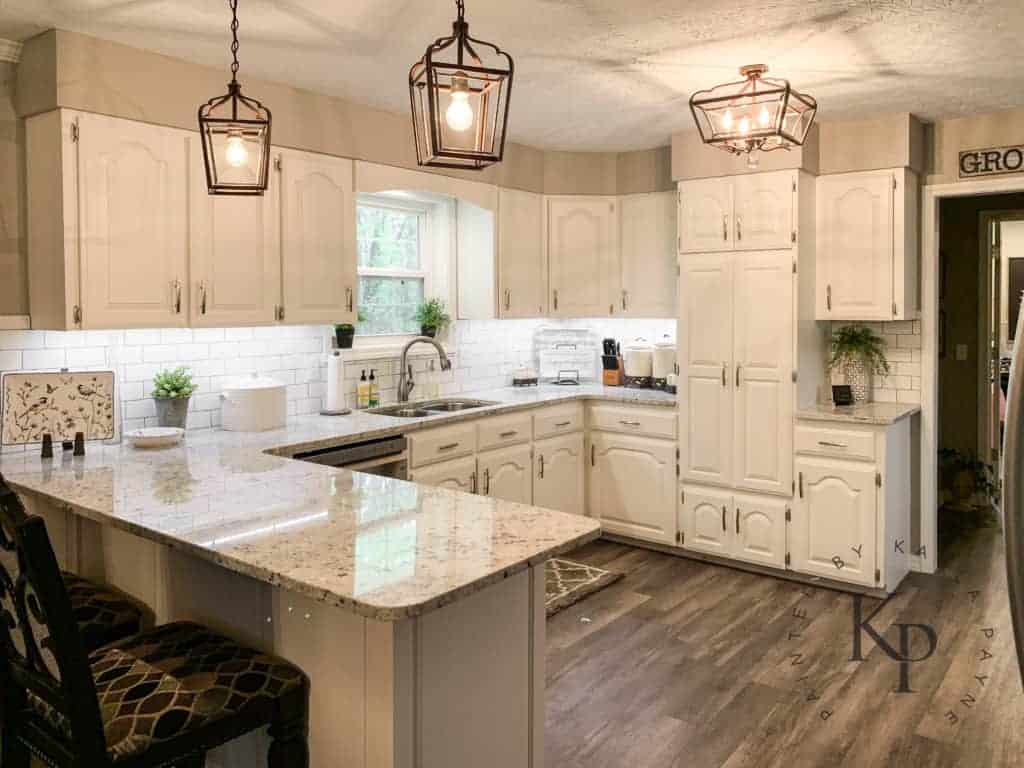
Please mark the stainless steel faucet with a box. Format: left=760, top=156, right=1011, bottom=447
left=398, top=336, right=452, bottom=402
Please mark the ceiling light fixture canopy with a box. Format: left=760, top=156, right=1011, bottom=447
left=689, top=64, right=817, bottom=168
left=198, top=0, right=272, bottom=195
left=409, top=0, right=514, bottom=170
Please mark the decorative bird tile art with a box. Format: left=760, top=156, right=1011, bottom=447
left=2, top=371, right=116, bottom=445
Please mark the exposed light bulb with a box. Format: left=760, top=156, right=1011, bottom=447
left=758, top=105, right=771, bottom=127
left=445, top=75, right=474, bottom=132
left=722, top=109, right=734, bottom=130
left=225, top=134, right=249, bottom=168
left=738, top=116, right=751, bottom=135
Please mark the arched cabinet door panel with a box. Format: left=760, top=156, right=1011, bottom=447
left=590, top=433, right=676, bottom=545
left=680, top=486, right=733, bottom=557
left=679, top=177, right=733, bottom=253
left=732, top=493, right=788, bottom=569
left=478, top=444, right=533, bottom=505
left=547, top=196, right=619, bottom=317
left=534, top=433, right=585, bottom=516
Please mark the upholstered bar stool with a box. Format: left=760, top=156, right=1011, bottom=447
left=1, top=474, right=146, bottom=651
left=0, top=511, right=310, bottom=768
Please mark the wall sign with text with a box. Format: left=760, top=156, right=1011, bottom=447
left=959, top=144, right=1024, bottom=178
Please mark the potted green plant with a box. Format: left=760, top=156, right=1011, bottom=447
left=151, top=366, right=197, bottom=429
left=414, top=298, right=451, bottom=338
left=939, top=448, right=998, bottom=504
left=827, top=324, right=890, bottom=403
left=334, top=310, right=367, bottom=349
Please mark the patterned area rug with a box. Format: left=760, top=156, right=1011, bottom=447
left=546, top=558, right=621, bottom=616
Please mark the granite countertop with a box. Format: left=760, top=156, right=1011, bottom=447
left=0, top=385, right=675, bottom=621
left=795, top=401, right=921, bottom=426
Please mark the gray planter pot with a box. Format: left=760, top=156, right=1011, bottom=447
left=154, top=397, right=190, bottom=429
left=843, top=359, right=873, bottom=403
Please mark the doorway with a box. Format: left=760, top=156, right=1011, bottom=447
left=936, top=194, right=1024, bottom=553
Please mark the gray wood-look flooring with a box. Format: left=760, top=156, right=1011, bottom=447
left=546, top=526, right=1023, bottom=768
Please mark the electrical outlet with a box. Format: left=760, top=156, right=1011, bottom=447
left=955, top=343, right=969, bottom=361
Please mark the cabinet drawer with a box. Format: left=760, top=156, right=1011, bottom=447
left=478, top=412, right=532, bottom=452
left=408, top=423, right=477, bottom=468
left=795, top=425, right=875, bottom=462
left=588, top=404, right=677, bottom=439
left=533, top=403, right=584, bottom=439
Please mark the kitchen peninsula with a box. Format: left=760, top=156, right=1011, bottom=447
left=0, top=387, right=661, bottom=768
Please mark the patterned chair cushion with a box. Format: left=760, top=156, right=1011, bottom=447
left=62, top=572, right=144, bottom=651
left=28, top=622, right=306, bottom=762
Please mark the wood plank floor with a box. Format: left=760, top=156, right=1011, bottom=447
left=546, top=525, right=1024, bottom=768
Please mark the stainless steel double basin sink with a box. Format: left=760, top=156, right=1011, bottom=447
left=367, top=399, right=500, bottom=419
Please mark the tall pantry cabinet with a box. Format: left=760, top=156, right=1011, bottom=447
left=677, top=169, right=824, bottom=570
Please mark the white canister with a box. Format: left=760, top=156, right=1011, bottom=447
left=623, top=340, right=653, bottom=379
left=653, top=338, right=677, bottom=381
left=220, top=375, right=287, bottom=432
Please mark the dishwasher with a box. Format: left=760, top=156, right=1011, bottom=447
left=293, top=435, right=408, bottom=479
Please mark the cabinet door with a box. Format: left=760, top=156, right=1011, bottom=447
left=479, top=444, right=533, bottom=504
left=680, top=486, right=732, bottom=557
left=409, top=457, right=478, bottom=494
left=498, top=188, right=546, bottom=317
left=547, top=197, right=619, bottom=317
left=678, top=178, right=733, bottom=253
left=281, top=150, right=356, bottom=325
left=77, top=114, right=189, bottom=329
left=732, top=492, right=788, bottom=569
left=190, top=142, right=281, bottom=326
left=791, top=458, right=878, bottom=586
left=732, top=171, right=794, bottom=251
left=534, top=433, right=585, bottom=515
left=732, top=250, right=794, bottom=496
left=816, top=171, right=894, bottom=320
left=589, top=433, right=676, bottom=545
left=619, top=191, right=677, bottom=318
left=679, top=253, right=732, bottom=487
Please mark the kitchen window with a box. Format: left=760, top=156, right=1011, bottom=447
left=356, top=196, right=433, bottom=337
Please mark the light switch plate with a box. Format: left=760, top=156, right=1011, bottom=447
left=955, top=344, right=969, bottom=361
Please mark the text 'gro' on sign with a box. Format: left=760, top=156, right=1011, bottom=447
left=959, top=145, right=1024, bottom=178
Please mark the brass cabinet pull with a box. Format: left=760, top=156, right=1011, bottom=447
left=721, top=364, right=727, bottom=387
left=505, top=289, right=511, bottom=311
left=438, top=442, right=460, bottom=451
left=499, top=430, right=518, bottom=438
left=538, top=454, right=545, bottom=479
left=721, top=505, right=727, bottom=532
left=817, top=440, right=848, bottom=449
left=554, top=421, right=572, bottom=428
left=553, top=290, right=559, bottom=311
left=736, top=215, right=743, bottom=241
left=826, top=284, right=832, bottom=312
left=621, top=290, right=628, bottom=311
left=722, top=215, right=728, bottom=241
left=735, top=507, right=740, bottom=534
left=199, top=282, right=208, bottom=315
left=736, top=364, right=741, bottom=388
left=619, top=420, right=641, bottom=427
left=798, top=472, right=804, bottom=498
left=484, top=468, right=491, bottom=495
left=470, top=471, right=477, bottom=494
left=346, top=287, right=354, bottom=313
left=591, top=444, right=596, bottom=466
left=172, top=280, right=182, bottom=314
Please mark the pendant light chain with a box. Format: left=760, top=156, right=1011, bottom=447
left=456, top=0, right=465, bottom=20
left=229, top=0, right=241, bottom=84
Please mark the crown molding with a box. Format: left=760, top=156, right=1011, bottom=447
left=0, top=39, right=23, bottom=64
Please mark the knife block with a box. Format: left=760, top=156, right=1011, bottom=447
left=602, top=358, right=624, bottom=387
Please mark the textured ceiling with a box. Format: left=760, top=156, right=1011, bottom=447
left=1, top=0, right=1022, bottom=151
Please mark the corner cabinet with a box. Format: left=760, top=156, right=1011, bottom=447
left=547, top=196, right=619, bottom=317
left=498, top=188, right=546, bottom=317
left=815, top=168, right=918, bottom=321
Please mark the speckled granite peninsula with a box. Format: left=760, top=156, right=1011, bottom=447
left=0, top=384, right=672, bottom=768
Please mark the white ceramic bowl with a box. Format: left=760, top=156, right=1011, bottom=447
left=126, top=427, right=184, bottom=449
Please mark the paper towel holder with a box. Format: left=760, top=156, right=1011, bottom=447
left=321, top=349, right=353, bottom=416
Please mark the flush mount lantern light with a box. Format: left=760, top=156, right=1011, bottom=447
left=409, top=0, right=514, bottom=170
left=198, top=0, right=272, bottom=195
left=689, top=64, right=817, bottom=168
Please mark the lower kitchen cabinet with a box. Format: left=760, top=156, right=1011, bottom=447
left=534, top=433, right=585, bottom=515
left=589, top=432, right=676, bottom=545
left=409, top=457, right=478, bottom=494
left=478, top=444, right=533, bottom=504
left=679, top=487, right=787, bottom=568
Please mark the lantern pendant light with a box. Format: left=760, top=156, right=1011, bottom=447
left=409, top=0, right=514, bottom=170
left=198, top=0, right=272, bottom=195
left=689, top=64, right=817, bottom=168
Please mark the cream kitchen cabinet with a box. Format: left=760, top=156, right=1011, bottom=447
left=498, top=188, right=546, bottom=317
left=678, top=171, right=794, bottom=254
left=679, top=486, right=788, bottom=569
left=26, top=110, right=190, bottom=329
left=547, top=196, right=619, bottom=317
left=190, top=142, right=281, bottom=327
left=588, top=431, right=677, bottom=545
left=534, top=433, right=585, bottom=516
left=280, top=149, right=357, bottom=325
left=478, top=444, right=534, bottom=504
left=618, top=191, right=677, bottom=317
left=409, top=456, right=478, bottom=494
left=815, top=168, right=918, bottom=321
left=790, top=418, right=912, bottom=591
left=679, top=249, right=793, bottom=497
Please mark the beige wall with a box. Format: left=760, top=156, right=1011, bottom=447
left=817, top=113, right=927, bottom=176
left=0, top=61, right=27, bottom=316
left=928, top=107, right=1024, bottom=186
left=671, top=123, right=820, bottom=180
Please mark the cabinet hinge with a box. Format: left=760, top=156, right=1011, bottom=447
left=876, top=471, right=882, bottom=488
left=680, top=489, right=685, bottom=505
left=785, top=507, right=791, bottom=522
left=892, top=176, right=897, bottom=190
left=791, top=370, right=798, bottom=383
left=875, top=568, right=881, bottom=583
left=792, top=178, right=797, bottom=193
left=785, top=553, right=791, bottom=566
left=72, top=305, right=82, bottom=326
left=274, top=156, right=282, bottom=171
left=609, top=304, right=615, bottom=316
left=675, top=463, right=680, bottom=477
left=676, top=263, right=681, bottom=276
left=71, top=121, right=79, bottom=143
left=791, top=230, right=797, bottom=244
left=892, top=302, right=898, bottom=317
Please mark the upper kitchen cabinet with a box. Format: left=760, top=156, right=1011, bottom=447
left=498, top=188, right=546, bottom=318
left=547, top=196, right=619, bottom=317
left=678, top=171, right=795, bottom=253
left=816, top=168, right=918, bottom=321
left=26, top=110, right=190, bottom=330
left=619, top=191, right=677, bottom=317
left=280, top=149, right=357, bottom=325
left=189, top=142, right=281, bottom=327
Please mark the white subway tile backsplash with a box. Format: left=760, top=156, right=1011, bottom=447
left=0, top=351, right=22, bottom=371
left=22, top=349, right=68, bottom=369
left=67, top=347, right=108, bottom=367
left=0, top=330, right=45, bottom=350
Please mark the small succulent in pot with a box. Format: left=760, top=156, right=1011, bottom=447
left=335, top=310, right=367, bottom=349
left=827, top=324, right=890, bottom=403
left=414, top=298, right=451, bottom=338
left=152, top=367, right=197, bottom=429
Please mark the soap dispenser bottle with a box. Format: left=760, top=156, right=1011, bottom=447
left=357, top=370, right=370, bottom=409
left=368, top=369, right=379, bottom=407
